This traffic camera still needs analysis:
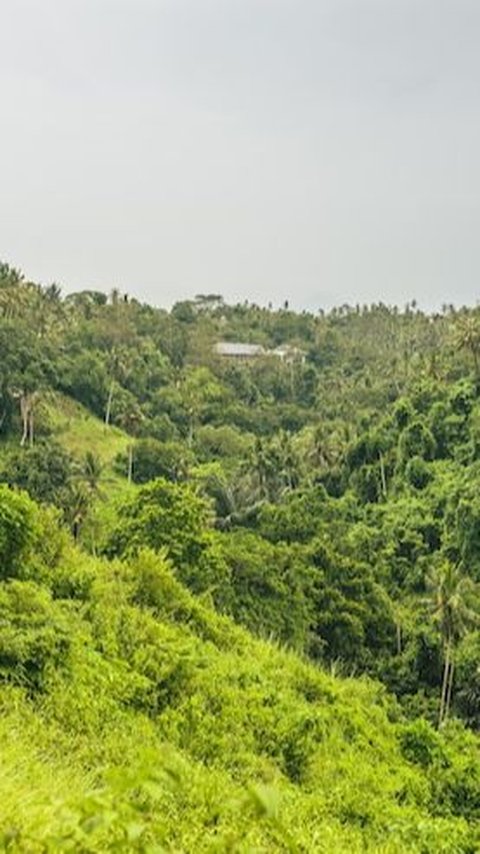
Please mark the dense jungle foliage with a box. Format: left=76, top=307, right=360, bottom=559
left=2, top=261, right=480, bottom=851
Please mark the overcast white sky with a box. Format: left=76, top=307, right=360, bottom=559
left=1, top=0, right=479, bottom=311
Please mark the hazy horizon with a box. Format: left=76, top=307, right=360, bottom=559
left=2, top=0, right=480, bottom=313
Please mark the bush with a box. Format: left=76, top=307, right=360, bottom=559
left=0, top=486, right=38, bottom=579
left=399, top=421, right=436, bottom=463
left=0, top=581, right=71, bottom=691
left=105, top=479, right=228, bottom=594
left=406, top=457, right=432, bottom=490
left=115, top=439, right=192, bottom=484
left=399, top=719, right=446, bottom=768
left=0, top=441, right=74, bottom=508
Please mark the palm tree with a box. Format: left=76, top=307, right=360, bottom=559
left=83, top=451, right=104, bottom=494
left=11, top=388, right=40, bottom=447
left=308, top=425, right=335, bottom=470
left=308, top=423, right=347, bottom=473
left=0, top=274, right=36, bottom=321
left=33, top=283, right=66, bottom=339
left=116, top=405, right=144, bottom=483
left=452, top=314, right=480, bottom=377
left=77, top=450, right=117, bottom=500
left=104, top=346, right=130, bottom=427
left=251, top=438, right=282, bottom=501
left=278, top=431, right=301, bottom=491
left=64, top=484, right=91, bottom=540
left=426, top=562, right=478, bottom=727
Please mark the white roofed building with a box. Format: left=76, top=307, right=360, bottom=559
left=213, top=342, right=266, bottom=359
left=272, top=344, right=306, bottom=364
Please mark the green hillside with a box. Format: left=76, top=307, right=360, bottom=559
left=0, top=492, right=478, bottom=852
left=43, top=392, right=131, bottom=469
left=2, top=263, right=480, bottom=850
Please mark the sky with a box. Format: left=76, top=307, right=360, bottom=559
left=1, top=0, right=479, bottom=312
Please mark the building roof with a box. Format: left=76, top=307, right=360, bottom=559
left=214, top=342, right=266, bottom=357
left=272, top=344, right=306, bottom=358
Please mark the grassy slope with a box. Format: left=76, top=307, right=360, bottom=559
left=1, top=546, right=478, bottom=853
left=43, top=392, right=131, bottom=470
left=0, top=400, right=478, bottom=851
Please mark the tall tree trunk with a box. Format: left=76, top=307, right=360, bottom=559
left=105, top=381, right=114, bottom=426
left=19, top=395, right=29, bottom=446
left=379, top=452, right=387, bottom=499
left=187, top=408, right=195, bottom=448
left=28, top=408, right=34, bottom=447
left=127, top=443, right=133, bottom=483
left=439, top=639, right=452, bottom=728
left=444, top=656, right=455, bottom=723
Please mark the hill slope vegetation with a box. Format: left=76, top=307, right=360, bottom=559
left=2, top=262, right=480, bottom=849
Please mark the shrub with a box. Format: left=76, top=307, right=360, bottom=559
left=0, top=581, right=71, bottom=691
left=405, top=457, right=432, bottom=490
left=399, top=719, right=446, bottom=768
left=0, top=485, right=38, bottom=579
